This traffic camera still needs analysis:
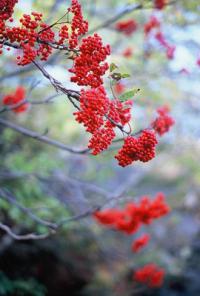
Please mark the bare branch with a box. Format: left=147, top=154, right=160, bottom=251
left=0, top=222, right=53, bottom=240
left=0, top=168, right=145, bottom=241
left=57, top=205, right=100, bottom=227
left=88, top=3, right=143, bottom=35
left=0, top=188, right=58, bottom=230
left=0, top=94, right=62, bottom=114
left=32, top=61, right=80, bottom=109
left=0, top=117, right=89, bottom=154
left=0, top=52, right=60, bottom=83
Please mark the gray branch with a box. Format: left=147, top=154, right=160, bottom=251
left=0, top=117, right=89, bottom=154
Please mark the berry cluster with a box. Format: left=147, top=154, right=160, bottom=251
left=107, top=99, right=133, bottom=127
left=115, top=130, right=157, bottom=167
left=144, top=15, right=160, bottom=36
left=134, top=263, right=165, bottom=288
left=58, top=25, right=69, bottom=45
left=131, top=233, right=150, bottom=253
left=115, top=20, right=138, bottom=36
left=114, top=82, right=125, bottom=95
left=93, top=193, right=170, bottom=234
left=152, top=105, right=175, bottom=136
left=2, top=86, right=28, bottom=113
left=1, top=0, right=175, bottom=168
left=0, top=0, right=19, bottom=54
left=122, top=47, right=133, bottom=58
left=154, top=0, right=166, bottom=10
left=69, top=34, right=110, bottom=88
left=74, top=86, right=109, bottom=133
left=155, top=31, right=176, bottom=59
left=143, top=16, right=176, bottom=60
left=0, top=0, right=88, bottom=63
left=68, top=0, right=88, bottom=49
left=0, top=0, right=18, bottom=20
left=1, top=11, right=55, bottom=64
left=88, top=127, right=116, bottom=155
left=94, top=193, right=169, bottom=288
left=74, top=86, right=133, bottom=155
left=57, top=0, right=88, bottom=47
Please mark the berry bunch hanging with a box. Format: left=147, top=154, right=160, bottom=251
left=2, top=86, right=28, bottom=113
left=94, top=193, right=170, bottom=288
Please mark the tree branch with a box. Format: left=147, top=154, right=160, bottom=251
left=32, top=61, right=80, bottom=109
left=0, top=117, right=90, bottom=154
left=0, top=94, right=62, bottom=114
left=88, top=1, right=177, bottom=34
left=0, top=188, right=58, bottom=230
left=0, top=222, right=53, bottom=240
left=88, top=3, right=143, bottom=35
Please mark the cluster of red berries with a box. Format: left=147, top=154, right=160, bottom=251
left=74, top=86, right=115, bottom=154
left=155, top=31, right=176, bottom=59
left=88, top=127, right=116, bottom=155
left=74, top=86, right=133, bottom=155
left=131, top=233, right=150, bottom=253
left=2, top=86, right=28, bottom=113
left=144, top=16, right=176, bottom=60
left=154, top=0, right=166, bottom=10
left=114, top=83, right=125, bottom=95
left=152, top=105, right=175, bottom=136
left=144, top=15, right=160, bottom=36
left=115, top=19, right=138, bottom=36
left=1, top=1, right=175, bottom=168
left=115, top=15, right=174, bottom=61
left=36, top=23, right=55, bottom=61
left=134, top=263, right=165, bottom=288
left=93, top=193, right=170, bottom=234
left=74, top=86, right=109, bottom=133
left=69, top=34, right=110, bottom=88
left=115, top=130, right=157, bottom=167
left=108, top=99, right=133, bottom=127
left=0, top=0, right=18, bottom=20
left=122, top=47, right=133, bottom=58
left=94, top=193, right=169, bottom=288
left=57, top=0, right=88, bottom=48
left=0, top=0, right=19, bottom=54
left=58, top=25, right=69, bottom=45
left=1, top=11, right=55, bottom=64
left=68, top=0, right=88, bottom=49
left=0, top=0, right=89, bottom=63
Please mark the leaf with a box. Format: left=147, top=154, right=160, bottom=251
left=111, top=72, right=122, bottom=81
left=119, top=88, right=140, bottom=101
left=121, top=73, right=131, bottom=78
left=109, top=63, right=118, bottom=72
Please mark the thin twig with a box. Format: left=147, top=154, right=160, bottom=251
left=88, top=3, right=143, bottom=35
left=0, top=94, right=62, bottom=114
left=0, top=222, right=53, bottom=240
left=0, top=188, right=57, bottom=230
left=32, top=60, right=80, bottom=109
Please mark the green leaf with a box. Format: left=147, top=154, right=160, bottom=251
left=119, top=88, right=140, bottom=101
left=121, top=73, right=131, bottom=79
left=109, top=63, right=118, bottom=72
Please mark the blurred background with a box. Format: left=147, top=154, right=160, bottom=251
left=0, top=0, right=200, bottom=295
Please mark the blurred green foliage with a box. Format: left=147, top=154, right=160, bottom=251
left=0, top=272, right=46, bottom=296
